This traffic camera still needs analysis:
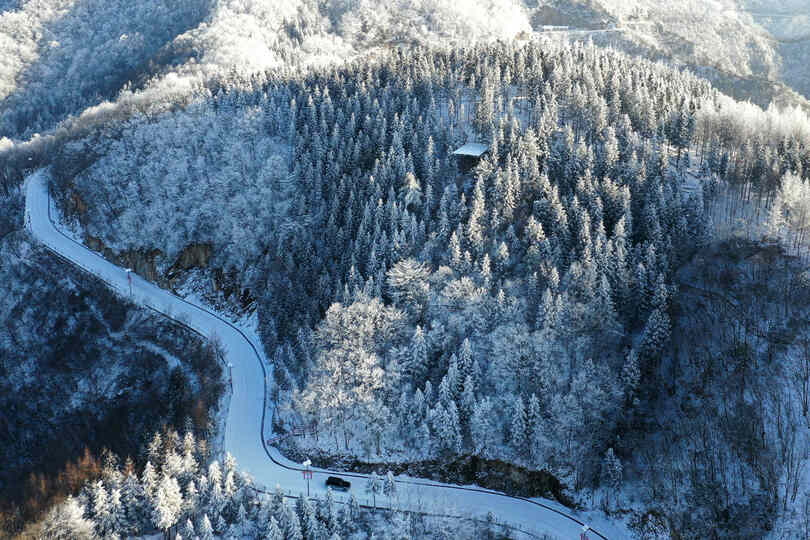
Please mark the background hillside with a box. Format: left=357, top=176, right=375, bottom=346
left=2, top=0, right=809, bottom=146
left=526, top=0, right=810, bottom=111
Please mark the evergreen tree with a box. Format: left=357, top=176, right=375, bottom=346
left=40, top=497, right=95, bottom=540
left=639, top=307, right=671, bottom=363
left=90, top=480, right=111, bottom=537
left=142, top=461, right=158, bottom=500
left=182, top=518, right=195, bottom=540
left=287, top=504, right=305, bottom=540
left=601, top=126, right=620, bottom=177
left=407, top=325, right=428, bottom=381
left=152, top=474, right=183, bottom=537
left=108, top=487, right=125, bottom=535
left=417, top=421, right=432, bottom=455
left=400, top=171, right=422, bottom=211
left=509, top=395, right=528, bottom=458
left=601, top=447, right=623, bottom=509
left=527, top=393, right=547, bottom=465
left=147, top=433, right=163, bottom=471
left=467, top=178, right=488, bottom=255
left=622, top=348, right=641, bottom=403
left=266, top=516, right=283, bottom=540
left=199, top=514, right=214, bottom=540
left=437, top=401, right=463, bottom=454
left=470, top=397, right=498, bottom=458
left=120, top=466, right=146, bottom=534
left=459, top=375, right=477, bottom=425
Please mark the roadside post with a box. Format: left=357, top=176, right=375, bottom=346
left=302, top=459, right=312, bottom=497
left=125, top=268, right=133, bottom=298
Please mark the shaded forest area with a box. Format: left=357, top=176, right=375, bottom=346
left=0, top=192, right=225, bottom=537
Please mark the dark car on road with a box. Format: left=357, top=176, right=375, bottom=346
left=325, top=476, right=351, bottom=491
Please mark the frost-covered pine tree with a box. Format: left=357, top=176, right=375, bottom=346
left=284, top=503, right=303, bottom=540
left=182, top=518, right=195, bottom=539
left=407, top=325, right=428, bottom=380
left=459, top=375, right=477, bottom=425
left=142, top=461, right=158, bottom=500
left=457, top=338, right=473, bottom=377
left=639, top=307, right=670, bottom=362
left=509, top=395, right=528, bottom=458
left=223, top=469, right=236, bottom=498
left=40, top=496, right=95, bottom=540
left=526, top=393, right=545, bottom=464
left=417, top=421, right=432, bottom=456
left=266, top=516, right=283, bottom=540
left=400, top=171, right=422, bottom=211
left=152, top=474, right=183, bottom=537
left=147, top=433, right=163, bottom=469
left=120, top=465, right=146, bottom=534
left=602, top=126, right=620, bottom=177
left=108, top=486, right=125, bottom=534
left=208, top=461, right=225, bottom=515
left=90, top=479, right=111, bottom=536
left=601, top=447, right=623, bottom=509
left=215, top=513, right=227, bottom=536
left=183, top=479, right=198, bottom=515
left=436, top=401, right=463, bottom=455
left=438, top=374, right=453, bottom=407
left=236, top=503, right=248, bottom=536
left=621, top=348, right=641, bottom=404
left=198, top=514, right=214, bottom=540
left=298, top=496, right=318, bottom=540
left=386, top=258, right=430, bottom=315
left=348, top=493, right=359, bottom=521
left=470, top=397, right=497, bottom=458
left=323, top=486, right=338, bottom=534
left=423, top=380, right=434, bottom=405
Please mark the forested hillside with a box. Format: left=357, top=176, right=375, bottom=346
left=45, top=37, right=810, bottom=537
left=16, top=431, right=510, bottom=540
left=4, top=0, right=810, bottom=537
left=0, top=190, right=225, bottom=536
left=528, top=0, right=810, bottom=111
left=0, top=0, right=213, bottom=138
left=0, top=0, right=531, bottom=143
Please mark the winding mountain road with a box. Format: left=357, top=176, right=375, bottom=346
left=24, top=170, right=616, bottom=540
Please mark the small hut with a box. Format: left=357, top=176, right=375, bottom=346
left=452, top=142, right=489, bottom=172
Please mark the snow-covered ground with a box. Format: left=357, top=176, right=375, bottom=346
left=25, top=170, right=628, bottom=539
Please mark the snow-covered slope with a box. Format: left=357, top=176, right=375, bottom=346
left=527, top=0, right=810, bottom=109
left=25, top=170, right=624, bottom=538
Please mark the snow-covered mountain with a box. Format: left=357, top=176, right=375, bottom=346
left=525, top=0, right=810, bottom=110
left=3, top=1, right=810, bottom=539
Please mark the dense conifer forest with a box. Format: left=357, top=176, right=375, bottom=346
left=16, top=429, right=520, bottom=540
left=39, top=40, right=810, bottom=537
left=3, top=0, right=810, bottom=536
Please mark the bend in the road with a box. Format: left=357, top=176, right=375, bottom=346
left=24, top=170, right=611, bottom=540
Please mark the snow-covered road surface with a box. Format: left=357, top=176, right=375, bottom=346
left=25, top=170, right=620, bottom=539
